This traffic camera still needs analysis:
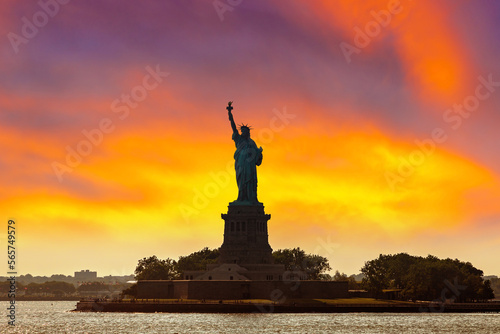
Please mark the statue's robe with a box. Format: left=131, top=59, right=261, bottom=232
left=232, top=132, right=262, bottom=204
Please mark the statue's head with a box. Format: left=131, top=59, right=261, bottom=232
left=240, top=124, right=251, bottom=138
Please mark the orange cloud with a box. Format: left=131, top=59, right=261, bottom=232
left=262, top=123, right=500, bottom=238
left=296, top=0, right=472, bottom=105
left=3, top=111, right=500, bottom=275
left=393, top=2, right=470, bottom=104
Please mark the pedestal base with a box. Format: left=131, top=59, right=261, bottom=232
left=183, top=204, right=286, bottom=281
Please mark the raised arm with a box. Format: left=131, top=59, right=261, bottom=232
left=227, top=101, right=238, bottom=136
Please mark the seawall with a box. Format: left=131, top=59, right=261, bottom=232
left=75, top=300, right=500, bottom=313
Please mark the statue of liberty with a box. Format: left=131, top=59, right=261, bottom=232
left=227, top=101, right=263, bottom=206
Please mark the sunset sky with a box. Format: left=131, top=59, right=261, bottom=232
left=1, top=0, right=500, bottom=278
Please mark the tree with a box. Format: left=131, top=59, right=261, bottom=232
left=332, top=270, right=359, bottom=289
left=272, top=248, right=331, bottom=280
left=22, top=281, right=75, bottom=296
left=177, top=247, right=220, bottom=273
left=77, top=282, right=108, bottom=293
left=488, top=276, right=499, bottom=298
left=0, top=281, right=25, bottom=293
left=121, top=283, right=138, bottom=298
left=332, top=270, right=348, bottom=281
left=361, top=255, right=392, bottom=297
left=478, top=280, right=495, bottom=301
left=135, top=256, right=180, bottom=280
left=44, top=281, right=76, bottom=295
left=403, top=260, right=459, bottom=301
left=25, top=283, right=43, bottom=295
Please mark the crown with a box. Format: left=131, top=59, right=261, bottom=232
left=239, top=123, right=252, bottom=131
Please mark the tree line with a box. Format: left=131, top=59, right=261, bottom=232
left=127, top=249, right=496, bottom=302
left=133, top=247, right=331, bottom=281
left=0, top=281, right=75, bottom=296
left=361, top=253, right=495, bottom=302
left=0, top=280, right=130, bottom=297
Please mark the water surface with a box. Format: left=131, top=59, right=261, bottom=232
left=1, top=301, right=499, bottom=333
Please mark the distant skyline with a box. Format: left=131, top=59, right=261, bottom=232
left=1, top=1, right=500, bottom=277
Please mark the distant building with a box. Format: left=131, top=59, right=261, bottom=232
left=75, top=270, right=97, bottom=281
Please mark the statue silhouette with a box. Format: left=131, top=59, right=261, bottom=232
left=227, top=102, right=263, bottom=206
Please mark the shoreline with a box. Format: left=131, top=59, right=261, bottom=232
left=0, top=297, right=81, bottom=301
left=74, top=299, right=500, bottom=313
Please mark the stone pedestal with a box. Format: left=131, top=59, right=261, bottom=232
left=184, top=204, right=285, bottom=281
left=219, top=205, right=274, bottom=265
